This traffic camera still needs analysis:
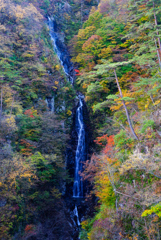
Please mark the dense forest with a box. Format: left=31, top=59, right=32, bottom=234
left=0, top=0, right=161, bottom=239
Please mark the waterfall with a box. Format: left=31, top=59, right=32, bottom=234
left=47, top=16, right=87, bottom=198
left=73, top=205, right=80, bottom=226
left=47, top=17, right=91, bottom=233
left=73, top=97, right=85, bottom=198
left=48, top=16, right=74, bottom=85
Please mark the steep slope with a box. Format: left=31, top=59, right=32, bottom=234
left=1, top=0, right=161, bottom=239
left=70, top=0, right=161, bottom=239
left=0, top=0, right=76, bottom=239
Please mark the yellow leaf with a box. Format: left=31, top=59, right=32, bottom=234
left=154, top=100, right=160, bottom=105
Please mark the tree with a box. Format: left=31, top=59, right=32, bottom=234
left=93, top=60, right=138, bottom=140
left=125, top=0, right=161, bottom=98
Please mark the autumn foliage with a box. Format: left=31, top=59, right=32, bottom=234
left=0, top=0, right=161, bottom=239
left=75, top=0, right=161, bottom=239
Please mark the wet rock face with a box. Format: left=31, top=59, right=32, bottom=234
left=23, top=197, right=97, bottom=240
left=64, top=97, right=95, bottom=237
left=24, top=200, right=79, bottom=240
left=46, top=17, right=95, bottom=239
left=53, top=20, right=57, bottom=32
left=48, top=17, right=74, bottom=84
left=45, top=97, right=54, bottom=112
left=66, top=98, right=92, bottom=198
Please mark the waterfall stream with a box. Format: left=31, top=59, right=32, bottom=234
left=73, top=205, right=80, bottom=226
left=73, top=97, right=85, bottom=198
left=48, top=16, right=74, bottom=84
left=48, top=17, right=86, bottom=200
left=48, top=17, right=89, bottom=236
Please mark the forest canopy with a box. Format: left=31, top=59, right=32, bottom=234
left=0, top=0, right=161, bottom=239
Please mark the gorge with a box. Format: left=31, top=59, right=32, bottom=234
left=48, top=16, right=91, bottom=239
left=1, top=0, right=161, bottom=239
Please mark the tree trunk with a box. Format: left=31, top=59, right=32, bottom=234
left=0, top=86, right=3, bottom=119
left=153, top=1, right=161, bottom=51
left=10, top=95, right=14, bottom=117
left=114, top=69, right=138, bottom=140
left=154, top=38, right=161, bottom=69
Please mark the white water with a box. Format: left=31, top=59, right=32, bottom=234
left=73, top=205, right=80, bottom=226
left=47, top=15, right=88, bottom=237
left=51, top=97, right=54, bottom=112
left=48, top=17, right=86, bottom=198
left=73, top=97, right=85, bottom=198
left=48, top=17, right=74, bottom=85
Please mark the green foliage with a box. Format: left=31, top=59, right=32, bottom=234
left=1, top=0, right=161, bottom=239
left=114, top=130, right=134, bottom=150
left=107, top=94, right=119, bottom=100
left=141, top=119, right=155, bottom=133
left=17, top=112, right=41, bottom=142
left=87, top=82, right=103, bottom=93
left=93, top=101, right=109, bottom=112
left=30, top=152, right=56, bottom=180
left=0, top=1, right=76, bottom=238
left=72, top=0, right=161, bottom=239
left=142, top=202, right=161, bottom=217
left=83, top=10, right=103, bottom=29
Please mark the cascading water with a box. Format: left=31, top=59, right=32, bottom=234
left=47, top=17, right=90, bottom=236
left=73, top=205, right=80, bottom=226
left=73, top=97, right=85, bottom=198
left=48, top=17, right=86, bottom=199
left=48, top=16, right=74, bottom=84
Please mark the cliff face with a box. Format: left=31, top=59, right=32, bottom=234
left=66, top=97, right=92, bottom=197
left=20, top=199, right=80, bottom=240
